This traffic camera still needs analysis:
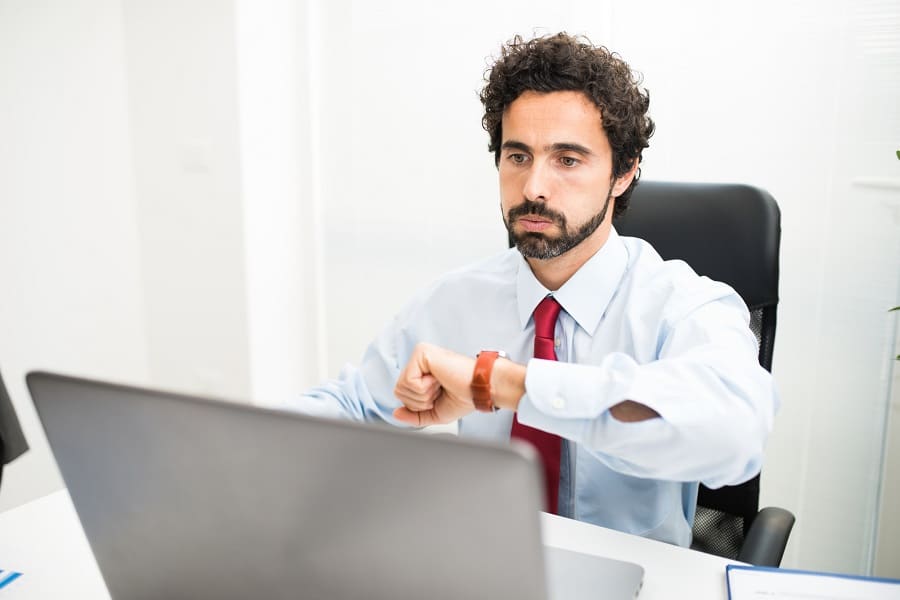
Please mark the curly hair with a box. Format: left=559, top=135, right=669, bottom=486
left=480, top=33, right=655, bottom=216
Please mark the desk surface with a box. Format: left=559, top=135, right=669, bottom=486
left=541, top=510, right=737, bottom=599
left=0, top=490, right=108, bottom=599
left=1, top=489, right=736, bottom=599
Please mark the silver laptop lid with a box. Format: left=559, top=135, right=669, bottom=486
left=28, top=371, right=551, bottom=600
left=545, top=546, right=643, bottom=599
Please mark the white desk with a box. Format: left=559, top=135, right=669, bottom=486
left=540, top=511, right=736, bottom=599
left=0, top=489, right=736, bottom=599
left=0, top=490, right=109, bottom=599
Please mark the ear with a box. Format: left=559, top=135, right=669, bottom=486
left=611, top=158, right=640, bottom=198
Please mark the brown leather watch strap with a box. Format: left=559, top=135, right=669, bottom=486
left=471, top=351, right=504, bottom=412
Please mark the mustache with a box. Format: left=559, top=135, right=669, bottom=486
left=506, top=199, right=567, bottom=228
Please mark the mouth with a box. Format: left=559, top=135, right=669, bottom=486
left=516, top=216, right=555, bottom=233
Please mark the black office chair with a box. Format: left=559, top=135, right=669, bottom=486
left=615, top=180, right=794, bottom=566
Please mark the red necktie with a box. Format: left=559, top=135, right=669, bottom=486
left=511, top=296, right=562, bottom=514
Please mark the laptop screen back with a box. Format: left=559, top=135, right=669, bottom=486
left=28, top=371, right=551, bottom=600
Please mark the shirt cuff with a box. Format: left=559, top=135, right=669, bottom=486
left=517, top=355, right=638, bottom=429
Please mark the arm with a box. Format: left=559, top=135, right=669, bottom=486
left=392, top=347, right=658, bottom=425
left=524, top=297, right=776, bottom=487
left=287, top=317, right=409, bottom=424
left=394, top=297, right=777, bottom=487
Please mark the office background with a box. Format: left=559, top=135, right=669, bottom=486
left=1, top=0, right=898, bottom=579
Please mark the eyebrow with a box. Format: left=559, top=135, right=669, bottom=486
left=501, top=140, right=595, bottom=156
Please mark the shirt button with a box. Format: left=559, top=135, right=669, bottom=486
left=551, top=397, right=565, bottom=410
left=554, top=338, right=561, bottom=348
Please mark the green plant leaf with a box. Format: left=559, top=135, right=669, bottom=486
left=896, top=149, right=900, bottom=160
left=891, top=306, right=900, bottom=312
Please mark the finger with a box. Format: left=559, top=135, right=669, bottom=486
left=393, top=406, right=439, bottom=427
left=418, top=374, right=441, bottom=397
left=411, top=378, right=442, bottom=407
left=394, top=390, right=435, bottom=412
left=394, top=376, right=442, bottom=408
left=393, top=382, right=438, bottom=408
left=398, top=373, right=441, bottom=397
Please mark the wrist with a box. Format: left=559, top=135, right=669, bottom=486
left=490, top=357, right=527, bottom=411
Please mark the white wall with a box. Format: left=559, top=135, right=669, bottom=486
left=1, top=0, right=898, bottom=578
left=877, top=324, right=900, bottom=577
left=0, top=0, right=150, bottom=509
left=235, top=0, right=325, bottom=405
left=0, top=0, right=265, bottom=508
left=122, top=0, right=253, bottom=401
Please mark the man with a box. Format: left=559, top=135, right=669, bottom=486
left=296, top=33, right=777, bottom=547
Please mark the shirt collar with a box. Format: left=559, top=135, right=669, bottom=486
left=516, top=227, right=628, bottom=335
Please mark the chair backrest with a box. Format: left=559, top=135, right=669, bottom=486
left=614, top=180, right=781, bottom=558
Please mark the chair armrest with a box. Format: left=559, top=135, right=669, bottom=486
left=736, top=506, right=795, bottom=567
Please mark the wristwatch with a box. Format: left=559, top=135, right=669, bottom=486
left=471, top=350, right=507, bottom=413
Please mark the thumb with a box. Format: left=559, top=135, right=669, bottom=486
left=392, top=406, right=438, bottom=428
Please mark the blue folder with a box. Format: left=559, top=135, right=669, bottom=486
left=726, top=564, right=900, bottom=599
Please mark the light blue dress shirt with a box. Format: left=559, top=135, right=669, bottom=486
left=293, top=228, right=778, bottom=547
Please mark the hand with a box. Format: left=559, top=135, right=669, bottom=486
left=393, top=343, right=477, bottom=427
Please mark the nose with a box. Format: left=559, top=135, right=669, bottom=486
left=522, top=159, right=551, bottom=203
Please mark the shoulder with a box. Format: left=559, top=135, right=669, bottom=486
left=398, top=248, right=519, bottom=318
left=619, top=235, right=746, bottom=321
left=431, top=248, right=520, bottom=289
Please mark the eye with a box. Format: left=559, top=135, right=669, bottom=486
left=508, top=153, right=529, bottom=165
left=559, top=156, right=580, bottom=167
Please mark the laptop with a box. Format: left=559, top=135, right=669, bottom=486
left=27, top=371, right=643, bottom=599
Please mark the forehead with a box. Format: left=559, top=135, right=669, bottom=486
left=500, top=90, right=608, bottom=148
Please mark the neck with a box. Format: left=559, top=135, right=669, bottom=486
left=526, top=222, right=613, bottom=291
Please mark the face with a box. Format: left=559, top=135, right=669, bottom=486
left=499, top=90, right=634, bottom=261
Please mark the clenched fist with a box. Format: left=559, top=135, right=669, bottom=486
left=392, top=343, right=477, bottom=427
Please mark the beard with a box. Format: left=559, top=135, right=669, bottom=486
left=504, top=184, right=614, bottom=260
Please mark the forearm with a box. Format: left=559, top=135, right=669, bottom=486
left=517, top=353, right=776, bottom=486
left=391, top=334, right=775, bottom=487
left=290, top=373, right=376, bottom=421
left=491, top=358, right=658, bottom=423
left=288, top=331, right=407, bottom=424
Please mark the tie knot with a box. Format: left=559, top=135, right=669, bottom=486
left=533, top=296, right=561, bottom=340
